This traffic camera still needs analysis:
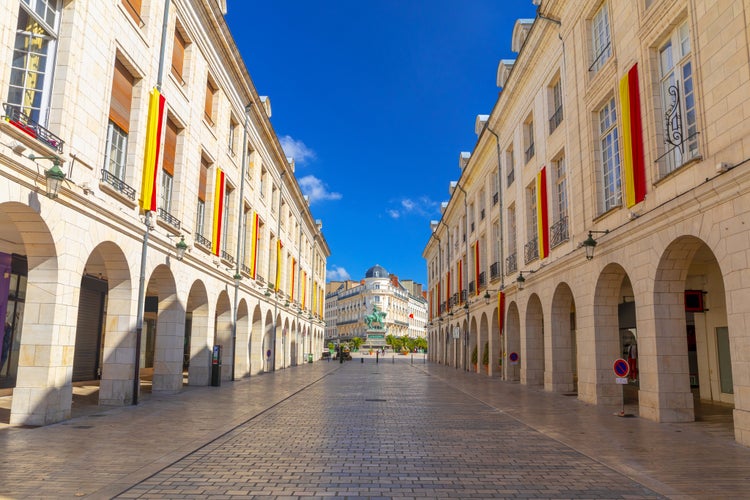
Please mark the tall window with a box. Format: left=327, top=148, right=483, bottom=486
left=260, top=167, right=267, bottom=198
left=658, top=22, right=698, bottom=177
left=204, top=77, right=216, bottom=125
left=479, top=188, right=486, bottom=220
left=590, top=3, right=612, bottom=73
left=506, top=204, right=517, bottom=273
left=549, top=79, right=563, bottom=133
left=171, top=26, right=186, bottom=84
left=553, top=156, right=568, bottom=223
left=104, top=59, right=134, bottom=181
left=524, top=117, right=535, bottom=163
left=598, top=97, right=622, bottom=212
left=228, top=117, right=238, bottom=156
left=221, top=185, right=232, bottom=255
left=196, top=157, right=209, bottom=239
left=7, top=0, right=61, bottom=124
left=160, top=118, right=179, bottom=216
left=506, top=146, right=515, bottom=186
left=121, top=0, right=142, bottom=25
left=526, top=183, right=538, bottom=243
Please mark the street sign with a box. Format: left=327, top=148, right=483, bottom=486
left=615, top=377, right=629, bottom=385
left=509, top=352, right=519, bottom=365
left=613, top=358, right=630, bottom=378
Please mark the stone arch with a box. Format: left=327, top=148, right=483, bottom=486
left=549, top=282, right=576, bottom=393
left=469, top=316, right=478, bottom=372
left=146, top=264, right=184, bottom=393
left=235, top=299, right=249, bottom=377
left=490, top=303, right=501, bottom=378
left=523, top=293, right=544, bottom=386
left=505, top=301, right=521, bottom=381
left=186, top=280, right=210, bottom=386
left=250, top=304, right=262, bottom=375
left=263, top=310, right=274, bottom=371
left=479, top=313, right=489, bottom=375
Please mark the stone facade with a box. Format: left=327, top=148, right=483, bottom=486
left=0, top=0, right=328, bottom=426
left=424, top=0, right=750, bottom=446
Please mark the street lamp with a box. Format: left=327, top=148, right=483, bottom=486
left=29, top=154, right=65, bottom=198
left=582, top=230, right=610, bottom=260
left=515, top=270, right=537, bottom=291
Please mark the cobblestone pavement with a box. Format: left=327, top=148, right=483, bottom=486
left=1, top=356, right=749, bottom=499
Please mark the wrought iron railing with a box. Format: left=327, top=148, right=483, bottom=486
left=195, top=233, right=211, bottom=249
left=100, top=169, right=136, bottom=200
left=460, top=289, right=468, bottom=303
left=549, top=105, right=563, bottom=134
left=524, top=237, right=539, bottom=264
left=221, top=250, right=235, bottom=265
left=478, top=272, right=486, bottom=289
left=480, top=208, right=485, bottom=220
left=507, top=166, right=515, bottom=187
left=490, top=262, right=500, bottom=280
left=505, top=252, right=517, bottom=275
left=493, top=192, right=499, bottom=205
left=257, top=274, right=266, bottom=284
left=524, top=142, right=535, bottom=163
left=241, top=263, right=251, bottom=275
left=157, top=207, right=181, bottom=230
left=550, top=216, right=569, bottom=248
left=469, top=281, right=475, bottom=294
left=3, top=103, right=64, bottom=153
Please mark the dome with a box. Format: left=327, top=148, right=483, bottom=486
left=365, top=264, right=389, bottom=278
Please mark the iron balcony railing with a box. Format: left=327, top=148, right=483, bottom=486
left=157, top=207, right=181, bottom=230
left=493, top=192, right=499, bottom=205
left=524, top=237, right=539, bottom=264
left=469, top=281, right=475, bottom=294
left=549, top=105, right=563, bottom=134
left=490, top=261, right=500, bottom=280
left=507, top=167, right=515, bottom=187
left=550, top=216, right=569, bottom=248
left=241, top=263, right=251, bottom=275
left=460, top=289, right=468, bottom=303
left=100, top=169, right=136, bottom=200
left=221, top=250, right=235, bottom=265
left=524, top=141, right=535, bottom=163
left=195, top=233, right=211, bottom=249
left=505, top=252, right=518, bottom=275
left=2, top=103, right=65, bottom=153
left=478, top=272, right=486, bottom=289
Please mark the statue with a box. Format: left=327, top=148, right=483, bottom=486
left=364, top=306, right=387, bottom=330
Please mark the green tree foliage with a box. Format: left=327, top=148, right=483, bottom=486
left=482, top=341, right=489, bottom=365
left=471, top=344, right=478, bottom=365
left=351, top=337, right=364, bottom=351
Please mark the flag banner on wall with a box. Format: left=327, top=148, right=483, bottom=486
left=250, top=212, right=259, bottom=279
left=211, top=169, right=225, bottom=256
left=497, top=291, right=506, bottom=334
left=474, top=241, right=480, bottom=295
left=536, top=167, right=550, bottom=259
left=619, top=63, right=647, bottom=207
left=139, top=87, right=165, bottom=211
left=275, top=240, right=283, bottom=291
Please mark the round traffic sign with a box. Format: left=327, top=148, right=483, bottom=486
left=266, top=349, right=272, bottom=359
left=509, top=352, right=519, bottom=363
left=613, top=358, right=630, bottom=378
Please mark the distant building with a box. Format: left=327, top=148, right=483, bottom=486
left=325, top=265, right=427, bottom=346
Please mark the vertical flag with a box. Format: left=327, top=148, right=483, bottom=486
left=275, top=240, right=283, bottom=291
left=211, top=169, right=225, bottom=256
left=536, top=167, right=550, bottom=259
left=249, top=212, right=259, bottom=279
left=619, top=64, right=647, bottom=207
left=497, top=291, right=506, bottom=334
left=474, top=241, right=480, bottom=295
left=139, top=87, right=165, bottom=211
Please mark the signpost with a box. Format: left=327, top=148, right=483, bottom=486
left=509, top=352, right=519, bottom=382
left=613, top=358, right=631, bottom=417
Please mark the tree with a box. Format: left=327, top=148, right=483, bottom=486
left=482, top=341, right=489, bottom=366
left=351, top=337, right=363, bottom=351
left=471, top=344, right=478, bottom=366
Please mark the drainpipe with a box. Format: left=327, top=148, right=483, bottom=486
left=133, top=0, right=170, bottom=405
left=455, top=182, right=470, bottom=371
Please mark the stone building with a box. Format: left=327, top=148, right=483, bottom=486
left=424, top=0, right=750, bottom=446
left=325, top=265, right=427, bottom=346
left=0, top=0, right=328, bottom=426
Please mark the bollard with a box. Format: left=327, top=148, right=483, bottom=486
left=376, top=352, right=379, bottom=364
left=411, top=353, right=413, bottom=365
left=361, top=357, right=364, bottom=364
left=392, top=354, right=394, bottom=364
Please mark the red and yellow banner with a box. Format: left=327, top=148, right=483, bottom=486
left=211, top=169, right=225, bottom=256
left=249, top=212, right=259, bottom=279
left=139, top=87, right=165, bottom=211
left=497, top=291, right=506, bottom=334
left=536, top=167, right=549, bottom=259
left=619, top=64, right=647, bottom=207
left=275, top=240, right=283, bottom=291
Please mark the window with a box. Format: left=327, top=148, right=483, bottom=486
left=506, top=204, right=517, bottom=273
left=524, top=117, right=535, bottom=163
left=171, top=26, right=187, bottom=84
left=506, top=146, right=515, bottom=186
left=468, top=202, right=475, bottom=233
left=479, top=188, right=486, bottom=220
left=160, top=171, right=173, bottom=214
left=221, top=185, right=232, bottom=255
left=7, top=0, right=60, bottom=125
left=121, top=0, right=143, bottom=26
left=551, top=155, right=569, bottom=247
left=526, top=183, right=538, bottom=243
left=658, top=22, right=698, bottom=177
left=204, top=77, right=216, bottom=125
left=492, top=169, right=500, bottom=205
left=104, top=60, right=135, bottom=181
left=598, top=97, right=622, bottom=212
left=590, top=3, right=612, bottom=73
left=228, top=117, right=238, bottom=156
left=260, top=167, right=267, bottom=198
left=196, top=157, right=209, bottom=239
left=160, top=118, right=179, bottom=216
left=549, top=79, right=563, bottom=133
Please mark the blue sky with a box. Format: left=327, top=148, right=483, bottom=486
left=226, top=1, right=537, bottom=285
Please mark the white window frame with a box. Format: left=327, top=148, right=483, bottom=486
left=104, top=121, right=128, bottom=180
left=590, top=3, right=612, bottom=73
left=553, top=156, right=568, bottom=223
left=196, top=199, right=206, bottom=238
left=160, top=171, right=173, bottom=214
left=598, top=97, right=622, bottom=212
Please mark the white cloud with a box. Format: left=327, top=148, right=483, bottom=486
left=327, top=265, right=351, bottom=281
left=279, top=135, right=316, bottom=165
left=387, top=196, right=438, bottom=218
left=298, top=175, right=342, bottom=204
left=387, top=209, right=400, bottom=219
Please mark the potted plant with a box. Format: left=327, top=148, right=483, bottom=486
left=471, top=344, right=478, bottom=371
left=482, top=342, right=489, bottom=373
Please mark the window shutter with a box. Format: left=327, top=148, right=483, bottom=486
left=110, top=59, right=134, bottom=133
left=171, top=29, right=185, bottom=80
left=163, top=119, right=178, bottom=176
left=122, top=0, right=141, bottom=23
left=204, top=80, right=214, bottom=122
left=198, top=158, right=208, bottom=201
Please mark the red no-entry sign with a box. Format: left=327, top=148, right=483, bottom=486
left=613, top=358, right=630, bottom=378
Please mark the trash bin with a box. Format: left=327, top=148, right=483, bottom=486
left=308, top=353, right=313, bottom=363
left=211, top=344, right=222, bottom=386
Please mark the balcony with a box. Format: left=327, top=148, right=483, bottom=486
left=241, top=263, right=251, bottom=275
left=524, top=237, right=539, bottom=264
left=493, top=192, right=499, bottom=206
left=2, top=103, right=64, bottom=154
left=221, top=250, right=235, bottom=265
left=505, top=252, right=517, bottom=275
left=195, top=233, right=211, bottom=249
left=549, top=105, right=563, bottom=134
left=524, top=142, right=535, bottom=164
left=478, top=272, right=486, bottom=289
left=157, top=207, right=181, bottom=231
left=490, top=261, right=500, bottom=280
left=100, top=169, right=136, bottom=200
left=507, top=167, right=515, bottom=187
left=550, top=216, right=569, bottom=248
left=469, top=281, right=475, bottom=294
